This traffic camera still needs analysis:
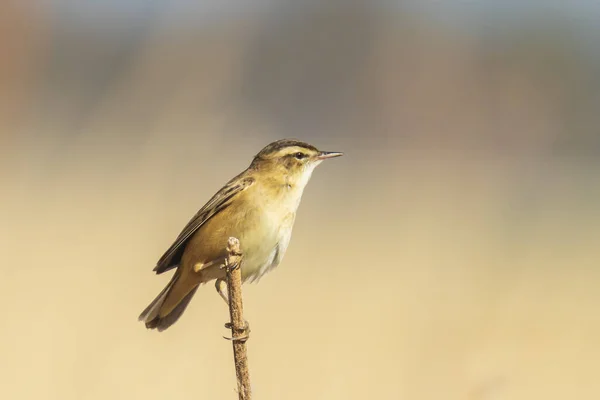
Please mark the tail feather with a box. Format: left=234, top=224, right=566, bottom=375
left=138, top=276, right=176, bottom=322
left=139, top=271, right=200, bottom=331
left=145, top=286, right=199, bottom=331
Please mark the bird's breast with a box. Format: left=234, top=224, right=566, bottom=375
left=234, top=184, right=303, bottom=283
left=238, top=206, right=296, bottom=283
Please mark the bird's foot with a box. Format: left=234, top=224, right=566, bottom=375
left=223, top=319, right=250, bottom=342
left=221, top=257, right=241, bottom=272
left=224, top=319, right=249, bottom=330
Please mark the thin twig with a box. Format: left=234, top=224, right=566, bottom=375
left=225, top=237, right=251, bottom=400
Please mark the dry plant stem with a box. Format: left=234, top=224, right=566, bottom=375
left=225, top=237, right=251, bottom=400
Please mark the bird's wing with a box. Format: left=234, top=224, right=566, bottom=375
left=153, top=175, right=255, bottom=274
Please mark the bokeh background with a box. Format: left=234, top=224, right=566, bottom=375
left=2, top=1, right=600, bottom=399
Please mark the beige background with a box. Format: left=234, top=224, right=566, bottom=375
left=2, top=2, right=599, bottom=399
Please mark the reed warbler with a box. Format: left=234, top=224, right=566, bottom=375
left=139, top=139, right=343, bottom=331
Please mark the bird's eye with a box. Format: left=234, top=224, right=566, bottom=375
left=294, top=152, right=306, bottom=160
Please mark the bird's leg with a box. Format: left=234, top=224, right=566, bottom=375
left=194, top=258, right=223, bottom=273
left=219, top=242, right=250, bottom=341
left=216, top=279, right=250, bottom=341
left=215, top=278, right=229, bottom=305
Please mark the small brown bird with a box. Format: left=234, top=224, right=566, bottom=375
left=139, top=139, right=343, bottom=331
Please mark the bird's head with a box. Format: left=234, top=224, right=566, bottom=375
left=250, top=139, right=343, bottom=189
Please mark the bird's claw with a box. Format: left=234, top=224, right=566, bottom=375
left=223, top=319, right=250, bottom=342
left=221, top=258, right=241, bottom=271
left=223, top=333, right=249, bottom=342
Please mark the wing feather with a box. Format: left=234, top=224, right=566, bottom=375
left=153, top=174, right=254, bottom=274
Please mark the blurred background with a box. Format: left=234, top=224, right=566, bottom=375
left=2, top=1, right=599, bottom=399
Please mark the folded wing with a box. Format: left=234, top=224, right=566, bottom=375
left=153, top=174, right=255, bottom=274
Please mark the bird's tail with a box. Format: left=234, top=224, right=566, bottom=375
left=138, top=271, right=199, bottom=332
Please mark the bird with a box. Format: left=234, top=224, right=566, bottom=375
left=139, top=139, right=343, bottom=331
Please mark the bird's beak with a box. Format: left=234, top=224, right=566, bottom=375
left=316, top=151, right=344, bottom=160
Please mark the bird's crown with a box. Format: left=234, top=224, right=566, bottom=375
left=253, top=139, right=319, bottom=160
